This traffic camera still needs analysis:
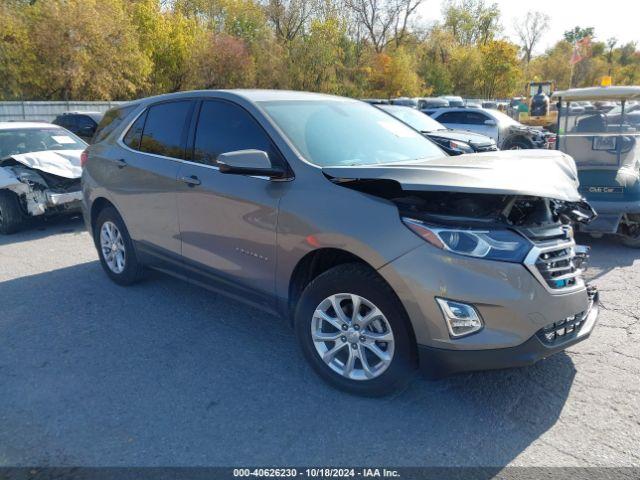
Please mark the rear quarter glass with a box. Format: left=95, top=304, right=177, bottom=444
left=93, top=105, right=137, bottom=143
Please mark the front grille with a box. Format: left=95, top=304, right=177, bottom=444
left=534, top=243, right=581, bottom=290
left=537, top=311, right=586, bottom=345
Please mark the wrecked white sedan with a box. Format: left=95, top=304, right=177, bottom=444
left=0, top=122, right=86, bottom=234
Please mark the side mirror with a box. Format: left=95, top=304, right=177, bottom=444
left=484, top=119, right=497, bottom=126
left=218, top=149, right=286, bottom=178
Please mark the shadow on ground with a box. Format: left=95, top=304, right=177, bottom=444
left=0, top=260, right=576, bottom=469
left=0, top=215, right=85, bottom=247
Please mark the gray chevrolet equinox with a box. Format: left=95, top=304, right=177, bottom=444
left=82, top=90, right=599, bottom=396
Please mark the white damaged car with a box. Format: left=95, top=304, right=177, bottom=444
left=0, top=122, right=86, bottom=234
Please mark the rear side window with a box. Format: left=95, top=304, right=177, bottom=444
left=123, top=111, right=147, bottom=150
left=437, top=111, right=466, bottom=124
left=139, top=101, right=192, bottom=159
left=94, top=105, right=136, bottom=143
left=192, top=100, right=283, bottom=167
left=463, top=112, right=490, bottom=125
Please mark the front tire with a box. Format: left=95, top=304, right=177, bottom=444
left=0, top=190, right=26, bottom=235
left=94, top=206, right=144, bottom=285
left=294, top=263, right=417, bottom=396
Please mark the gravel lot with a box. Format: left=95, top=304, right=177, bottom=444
left=1, top=216, right=639, bottom=468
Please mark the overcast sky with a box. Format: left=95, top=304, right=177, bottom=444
left=418, top=0, right=639, bottom=54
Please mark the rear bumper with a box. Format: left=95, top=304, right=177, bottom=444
left=587, top=199, right=640, bottom=215
left=418, top=287, right=599, bottom=378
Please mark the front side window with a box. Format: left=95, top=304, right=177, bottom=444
left=463, top=112, right=490, bottom=125
left=193, top=100, right=282, bottom=167
left=139, top=101, right=192, bottom=159
left=259, top=100, right=445, bottom=167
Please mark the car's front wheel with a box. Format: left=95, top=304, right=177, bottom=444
left=294, top=263, right=416, bottom=396
left=94, top=206, right=144, bottom=285
left=0, top=190, right=26, bottom=235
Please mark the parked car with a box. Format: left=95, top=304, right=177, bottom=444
left=53, top=111, right=104, bottom=143
left=389, top=97, right=419, bottom=108
left=417, top=97, right=449, bottom=110
left=439, top=95, right=464, bottom=107
left=377, top=104, right=497, bottom=154
left=83, top=90, right=599, bottom=396
left=482, top=101, right=498, bottom=109
left=429, top=107, right=554, bottom=149
left=0, top=122, right=86, bottom=234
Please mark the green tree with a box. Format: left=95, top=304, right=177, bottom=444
left=476, top=40, right=521, bottom=98
left=442, top=0, right=500, bottom=46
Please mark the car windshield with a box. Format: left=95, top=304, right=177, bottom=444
left=259, top=100, right=446, bottom=167
left=487, top=109, right=520, bottom=127
left=379, top=105, right=447, bottom=132
left=0, top=127, right=86, bottom=158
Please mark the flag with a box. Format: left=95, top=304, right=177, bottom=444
left=570, top=36, right=591, bottom=65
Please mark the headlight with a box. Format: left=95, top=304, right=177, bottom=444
left=402, top=218, right=531, bottom=262
left=448, top=140, right=474, bottom=153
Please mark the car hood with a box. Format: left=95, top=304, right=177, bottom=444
left=1, top=149, right=83, bottom=179
left=323, top=150, right=581, bottom=202
left=427, top=129, right=494, bottom=146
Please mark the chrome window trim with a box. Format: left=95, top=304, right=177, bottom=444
left=115, top=105, right=286, bottom=181
left=523, top=239, right=585, bottom=295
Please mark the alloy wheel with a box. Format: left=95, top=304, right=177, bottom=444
left=100, top=221, right=126, bottom=274
left=311, top=293, right=395, bottom=381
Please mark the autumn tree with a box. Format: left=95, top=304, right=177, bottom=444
left=442, top=0, right=500, bottom=46
left=514, top=10, right=550, bottom=64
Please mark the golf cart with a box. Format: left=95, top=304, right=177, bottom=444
left=553, top=86, right=640, bottom=247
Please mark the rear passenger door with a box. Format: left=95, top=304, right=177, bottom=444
left=110, top=99, right=194, bottom=258
left=175, top=99, right=288, bottom=308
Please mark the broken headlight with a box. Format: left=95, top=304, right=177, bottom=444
left=402, top=218, right=531, bottom=262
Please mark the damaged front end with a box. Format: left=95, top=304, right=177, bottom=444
left=0, top=157, right=82, bottom=219
left=324, top=150, right=598, bottom=294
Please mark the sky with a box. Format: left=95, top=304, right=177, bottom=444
left=418, top=0, right=639, bottom=55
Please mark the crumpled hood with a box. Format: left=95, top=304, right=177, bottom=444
left=2, top=149, right=83, bottom=179
left=429, top=129, right=495, bottom=146
left=323, top=149, right=582, bottom=202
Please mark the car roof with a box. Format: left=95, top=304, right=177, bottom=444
left=135, top=89, right=355, bottom=106
left=0, top=121, right=61, bottom=130
left=553, top=86, right=640, bottom=101
left=57, top=111, right=104, bottom=121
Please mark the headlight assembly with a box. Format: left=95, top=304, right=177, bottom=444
left=402, top=218, right=532, bottom=262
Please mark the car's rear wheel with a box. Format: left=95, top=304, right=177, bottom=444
left=294, top=263, right=416, bottom=396
left=0, top=190, right=26, bottom=235
left=94, top=206, right=144, bottom=285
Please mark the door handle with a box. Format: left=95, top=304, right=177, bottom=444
left=111, top=158, right=127, bottom=169
left=179, top=175, right=201, bottom=187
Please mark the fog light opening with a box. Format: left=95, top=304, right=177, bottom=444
left=435, top=298, right=483, bottom=338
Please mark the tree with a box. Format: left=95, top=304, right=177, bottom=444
left=476, top=40, right=520, bottom=98
left=17, top=0, right=150, bottom=100
left=563, top=26, right=594, bottom=44
left=514, top=10, right=550, bottom=64
left=345, top=0, right=424, bottom=53
left=187, top=33, right=256, bottom=89
left=442, top=0, right=500, bottom=46
left=366, top=47, right=421, bottom=97
left=265, top=0, right=315, bottom=42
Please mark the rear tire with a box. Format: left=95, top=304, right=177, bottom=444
left=620, top=235, right=640, bottom=248
left=294, top=263, right=417, bottom=396
left=94, top=206, right=144, bottom=285
left=0, top=190, right=26, bottom=235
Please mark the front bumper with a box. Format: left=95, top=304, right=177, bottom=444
left=418, top=287, right=599, bottom=378
left=46, top=189, right=83, bottom=207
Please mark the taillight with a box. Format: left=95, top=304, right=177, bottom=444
left=80, top=150, right=89, bottom=168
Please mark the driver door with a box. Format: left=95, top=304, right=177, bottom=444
left=176, top=99, right=289, bottom=309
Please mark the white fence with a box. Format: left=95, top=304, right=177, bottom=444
left=0, top=101, right=124, bottom=123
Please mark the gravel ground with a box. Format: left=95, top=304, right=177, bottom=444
left=0, top=216, right=639, bottom=468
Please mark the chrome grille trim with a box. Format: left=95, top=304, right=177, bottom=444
left=524, top=239, right=586, bottom=294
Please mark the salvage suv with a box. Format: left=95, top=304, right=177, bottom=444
left=82, top=90, right=599, bottom=396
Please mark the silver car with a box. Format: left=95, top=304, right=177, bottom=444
left=429, top=107, right=553, bottom=150
left=82, top=90, right=599, bottom=396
